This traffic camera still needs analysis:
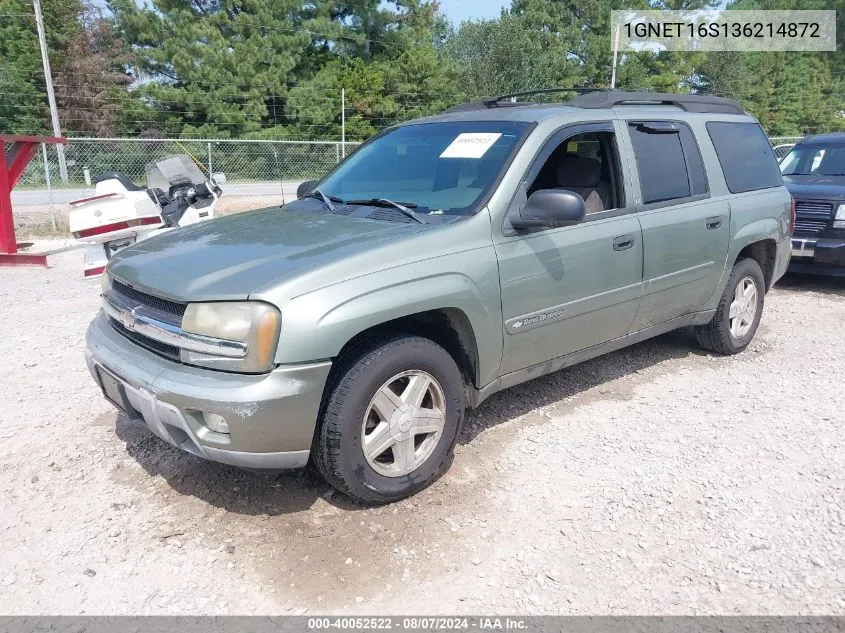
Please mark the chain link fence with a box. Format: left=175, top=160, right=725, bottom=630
left=14, top=138, right=360, bottom=189
left=16, top=134, right=806, bottom=189
left=768, top=136, right=803, bottom=160
left=8, top=133, right=807, bottom=236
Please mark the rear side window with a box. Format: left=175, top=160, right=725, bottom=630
left=706, top=121, right=783, bottom=193
left=628, top=121, right=708, bottom=205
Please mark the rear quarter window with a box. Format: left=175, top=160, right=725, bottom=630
left=706, top=121, right=783, bottom=193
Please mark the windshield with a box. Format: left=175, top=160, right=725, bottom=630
left=315, top=121, right=531, bottom=215
left=145, top=155, right=207, bottom=189
left=781, top=143, right=845, bottom=176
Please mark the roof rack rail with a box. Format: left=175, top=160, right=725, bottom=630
left=483, top=87, right=609, bottom=107
left=444, top=87, right=608, bottom=113
left=568, top=90, right=746, bottom=115
left=443, top=89, right=746, bottom=115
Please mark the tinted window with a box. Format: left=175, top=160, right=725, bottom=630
left=707, top=122, right=783, bottom=193
left=679, top=125, right=708, bottom=196
left=781, top=143, right=845, bottom=176
left=317, top=121, right=530, bottom=215
left=628, top=122, right=699, bottom=204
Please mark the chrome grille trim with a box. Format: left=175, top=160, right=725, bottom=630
left=103, top=291, right=247, bottom=359
left=112, top=279, right=186, bottom=318
left=793, top=219, right=828, bottom=234
left=793, top=200, right=833, bottom=235
left=795, top=200, right=833, bottom=217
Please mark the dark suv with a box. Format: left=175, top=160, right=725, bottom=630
left=782, top=133, right=845, bottom=276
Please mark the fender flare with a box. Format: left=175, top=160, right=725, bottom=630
left=705, top=217, right=780, bottom=307
left=275, top=272, right=502, bottom=386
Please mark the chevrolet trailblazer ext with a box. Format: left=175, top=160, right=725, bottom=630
left=86, top=90, right=792, bottom=504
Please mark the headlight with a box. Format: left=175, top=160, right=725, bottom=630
left=181, top=301, right=281, bottom=373
left=834, top=204, right=845, bottom=229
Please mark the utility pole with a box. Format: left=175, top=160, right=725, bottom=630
left=341, top=88, right=346, bottom=159
left=610, top=23, right=621, bottom=90
left=32, top=0, right=68, bottom=182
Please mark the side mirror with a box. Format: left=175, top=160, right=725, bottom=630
left=297, top=179, right=319, bottom=199
left=210, top=172, right=227, bottom=185
left=510, top=189, right=586, bottom=231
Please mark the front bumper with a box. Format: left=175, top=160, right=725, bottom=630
left=85, top=311, right=332, bottom=469
left=789, top=236, right=845, bottom=277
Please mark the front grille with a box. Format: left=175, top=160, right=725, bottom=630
left=794, top=200, right=833, bottom=235
left=112, top=280, right=186, bottom=318
left=109, top=317, right=181, bottom=361
left=794, top=219, right=828, bottom=234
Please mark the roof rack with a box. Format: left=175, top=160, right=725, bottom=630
left=444, top=89, right=746, bottom=116
left=568, top=91, right=746, bottom=115
left=444, top=87, right=607, bottom=113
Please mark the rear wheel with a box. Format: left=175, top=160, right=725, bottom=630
left=314, top=334, right=465, bottom=505
left=696, top=257, right=765, bottom=355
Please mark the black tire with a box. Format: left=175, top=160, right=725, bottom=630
left=314, top=334, right=465, bottom=505
left=696, top=257, right=765, bottom=355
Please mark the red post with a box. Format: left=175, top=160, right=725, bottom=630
left=0, top=148, right=15, bottom=255
left=0, top=135, right=66, bottom=267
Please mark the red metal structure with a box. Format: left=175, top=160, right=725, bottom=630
left=0, top=134, right=66, bottom=267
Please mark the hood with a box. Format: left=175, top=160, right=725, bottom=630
left=783, top=174, right=845, bottom=202
left=108, top=207, right=435, bottom=301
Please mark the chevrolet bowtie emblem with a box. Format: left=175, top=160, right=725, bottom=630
left=120, top=309, right=136, bottom=331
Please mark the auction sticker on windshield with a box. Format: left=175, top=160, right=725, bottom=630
left=440, top=133, right=502, bottom=159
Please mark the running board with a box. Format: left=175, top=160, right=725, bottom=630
left=468, top=310, right=716, bottom=408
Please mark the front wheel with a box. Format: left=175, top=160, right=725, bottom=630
left=696, top=257, right=765, bottom=355
left=314, top=334, right=465, bottom=505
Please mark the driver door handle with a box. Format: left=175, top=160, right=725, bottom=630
left=706, top=216, right=722, bottom=230
left=613, top=234, right=635, bottom=251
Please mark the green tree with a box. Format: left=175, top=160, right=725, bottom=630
left=693, top=0, right=845, bottom=134
left=54, top=4, right=136, bottom=136
left=444, top=0, right=720, bottom=99
left=286, top=0, right=459, bottom=140
left=444, top=14, right=578, bottom=97
left=108, top=0, right=313, bottom=137
left=0, top=0, right=82, bottom=134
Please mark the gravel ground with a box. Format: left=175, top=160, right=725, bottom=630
left=0, top=249, right=843, bottom=615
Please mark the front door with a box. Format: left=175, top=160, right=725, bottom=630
left=494, top=122, right=644, bottom=376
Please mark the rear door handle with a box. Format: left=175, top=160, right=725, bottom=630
left=706, top=216, right=722, bottom=230
left=613, top=234, right=635, bottom=251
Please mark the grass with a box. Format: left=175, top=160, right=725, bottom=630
left=16, top=216, right=71, bottom=239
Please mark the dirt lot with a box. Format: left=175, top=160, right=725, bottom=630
left=0, top=248, right=843, bottom=615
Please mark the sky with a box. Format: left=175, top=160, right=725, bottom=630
left=438, top=0, right=511, bottom=25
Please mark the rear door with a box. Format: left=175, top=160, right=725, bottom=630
left=622, top=119, right=730, bottom=331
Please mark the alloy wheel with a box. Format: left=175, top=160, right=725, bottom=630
left=361, top=370, right=446, bottom=477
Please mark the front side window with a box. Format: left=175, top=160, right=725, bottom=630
left=781, top=143, right=845, bottom=176
left=316, top=121, right=531, bottom=215
left=628, top=121, right=708, bottom=205
left=527, top=130, right=622, bottom=214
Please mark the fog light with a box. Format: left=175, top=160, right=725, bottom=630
left=203, top=412, right=230, bottom=434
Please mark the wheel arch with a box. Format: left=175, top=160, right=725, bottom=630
left=736, top=238, right=777, bottom=290
left=333, top=308, right=481, bottom=390
left=705, top=218, right=780, bottom=308
left=275, top=270, right=502, bottom=389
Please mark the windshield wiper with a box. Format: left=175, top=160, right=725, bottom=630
left=302, top=189, right=343, bottom=214
left=345, top=198, right=425, bottom=224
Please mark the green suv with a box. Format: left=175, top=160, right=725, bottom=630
left=86, top=90, right=792, bottom=504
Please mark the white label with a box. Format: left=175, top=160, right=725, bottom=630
left=439, top=133, right=502, bottom=159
